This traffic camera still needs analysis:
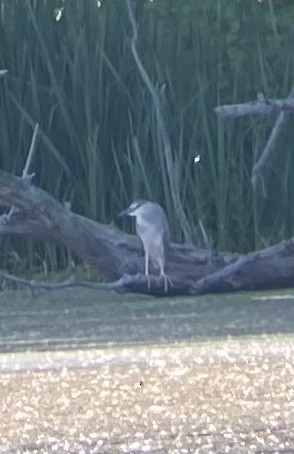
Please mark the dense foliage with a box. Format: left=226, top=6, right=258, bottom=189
left=0, top=0, right=294, bottom=273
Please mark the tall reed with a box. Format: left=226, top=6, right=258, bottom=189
left=0, top=0, right=293, bottom=273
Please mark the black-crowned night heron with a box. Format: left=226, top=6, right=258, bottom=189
left=119, top=200, right=172, bottom=292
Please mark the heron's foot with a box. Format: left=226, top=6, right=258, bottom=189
left=159, top=272, right=173, bottom=293
left=145, top=274, right=151, bottom=290
left=145, top=273, right=173, bottom=293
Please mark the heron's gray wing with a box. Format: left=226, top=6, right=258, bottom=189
left=155, top=207, right=170, bottom=254
left=136, top=218, right=150, bottom=238
left=162, top=220, right=171, bottom=254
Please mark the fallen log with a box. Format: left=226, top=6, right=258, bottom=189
left=0, top=169, right=293, bottom=296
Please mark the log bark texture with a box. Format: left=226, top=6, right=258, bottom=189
left=0, top=169, right=293, bottom=296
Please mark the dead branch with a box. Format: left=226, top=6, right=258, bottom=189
left=214, top=97, right=294, bottom=118
left=192, top=239, right=294, bottom=294
left=0, top=270, right=189, bottom=297
left=7, top=122, right=39, bottom=217
left=252, top=85, right=294, bottom=194
left=251, top=112, right=289, bottom=196
left=215, top=88, right=294, bottom=196
left=0, top=169, right=231, bottom=295
left=0, top=271, right=121, bottom=293
left=22, top=122, right=39, bottom=178
left=126, top=0, right=192, bottom=243
left=0, top=169, right=293, bottom=296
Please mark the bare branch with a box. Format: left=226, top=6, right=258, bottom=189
left=252, top=86, right=294, bottom=195
left=215, top=88, right=294, bottom=196
left=6, top=122, right=39, bottom=219
left=0, top=271, right=188, bottom=296
left=215, top=97, right=294, bottom=118
left=0, top=271, right=120, bottom=293
left=23, top=122, right=39, bottom=178
left=252, top=112, right=288, bottom=195
left=126, top=0, right=192, bottom=243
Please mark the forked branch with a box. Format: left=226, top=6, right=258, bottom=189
left=215, top=89, right=294, bottom=196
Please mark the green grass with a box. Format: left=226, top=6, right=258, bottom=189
left=0, top=0, right=293, bottom=273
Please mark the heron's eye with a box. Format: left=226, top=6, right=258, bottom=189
left=131, top=201, right=139, bottom=210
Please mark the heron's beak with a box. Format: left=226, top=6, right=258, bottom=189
left=118, top=207, right=130, bottom=217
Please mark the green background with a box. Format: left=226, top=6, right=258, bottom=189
left=0, top=0, right=293, bottom=274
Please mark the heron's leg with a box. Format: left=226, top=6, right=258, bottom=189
left=158, top=260, right=173, bottom=293
left=144, top=248, right=151, bottom=289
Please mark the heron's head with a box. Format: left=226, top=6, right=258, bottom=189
left=119, top=200, right=148, bottom=218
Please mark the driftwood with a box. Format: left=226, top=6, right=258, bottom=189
left=0, top=169, right=293, bottom=296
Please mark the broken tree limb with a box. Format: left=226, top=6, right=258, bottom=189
left=192, top=239, right=294, bottom=294
left=22, top=122, right=39, bottom=178
left=251, top=85, right=294, bottom=193
left=0, top=271, right=123, bottom=294
left=250, top=86, right=294, bottom=195
left=214, top=97, right=294, bottom=118
left=215, top=88, right=294, bottom=196
left=251, top=111, right=289, bottom=196
left=0, top=270, right=190, bottom=296
left=0, top=169, right=293, bottom=296
left=0, top=169, right=127, bottom=279
left=7, top=122, right=39, bottom=218
left=0, top=169, right=230, bottom=295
